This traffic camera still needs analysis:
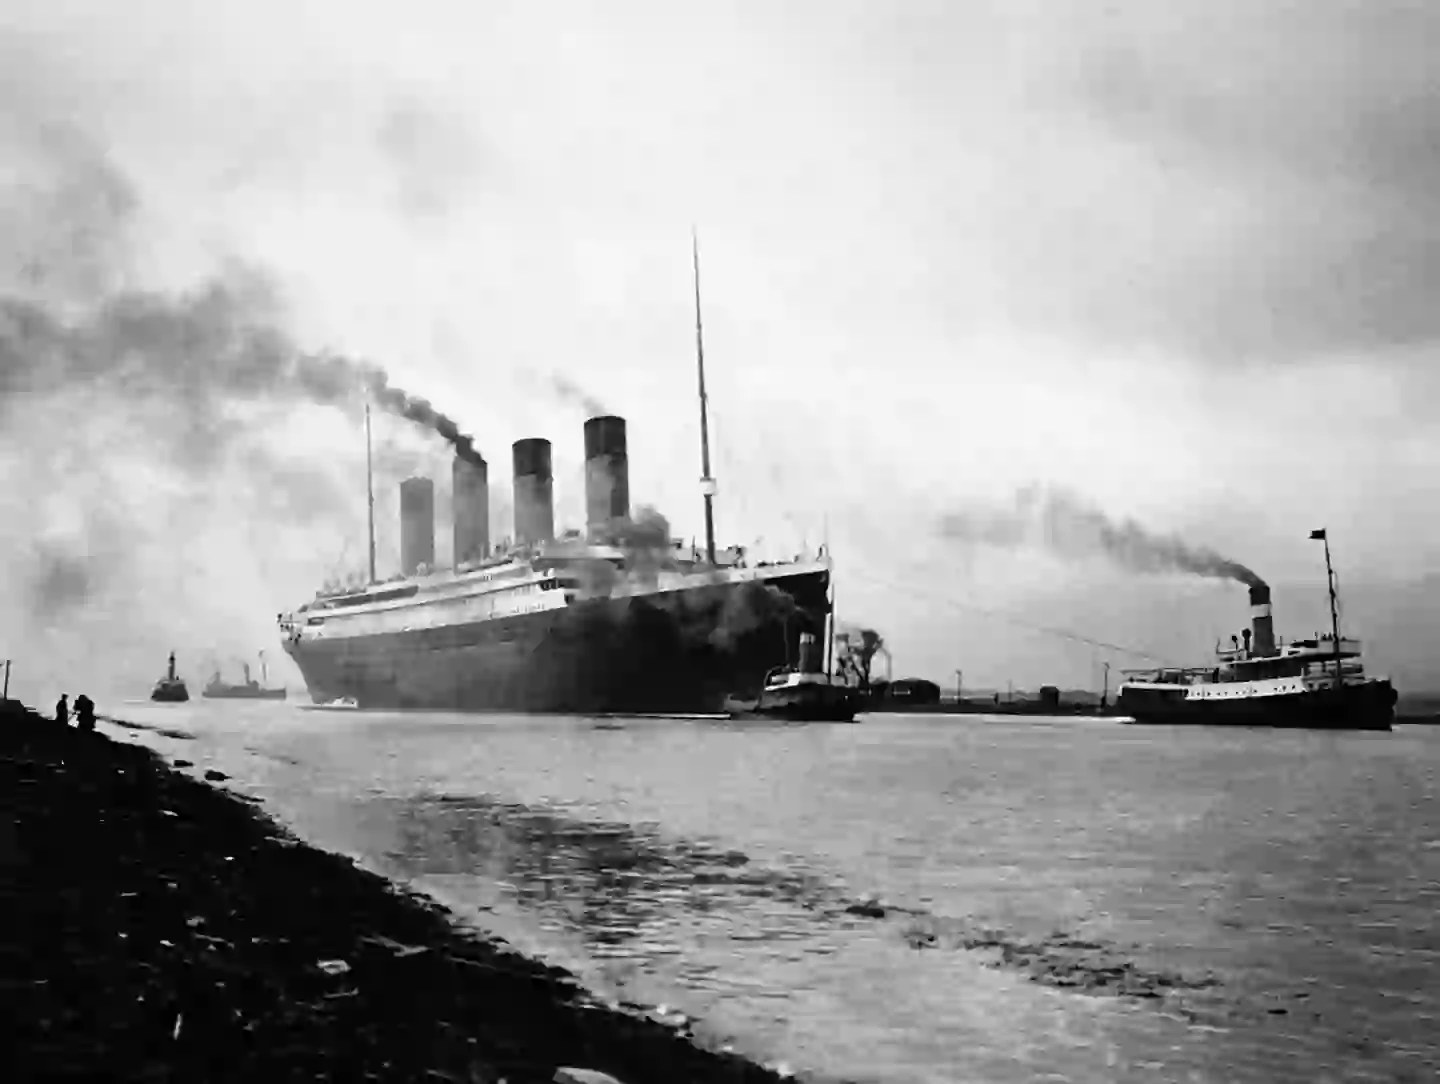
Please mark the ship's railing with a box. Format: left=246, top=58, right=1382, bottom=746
left=1119, top=666, right=1217, bottom=685
left=297, top=540, right=830, bottom=610
left=1281, top=637, right=1363, bottom=658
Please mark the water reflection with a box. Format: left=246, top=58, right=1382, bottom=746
left=387, top=791, right=1224, bottom=1018
left=101, top=704, right=1440, bottom=1083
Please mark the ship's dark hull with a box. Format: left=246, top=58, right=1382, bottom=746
left=281, top=569, right=830, bottom=714
left=150, top=681, right=190, bottom=703
left=1117, top=679, right=1396, bottom=732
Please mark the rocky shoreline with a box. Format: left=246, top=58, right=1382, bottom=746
left=1, top=701, right=800, bottom=1084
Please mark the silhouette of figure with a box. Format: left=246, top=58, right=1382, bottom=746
left=74, top=694, right=96, bottom=733
left=55, top=694, right=69, bottom=726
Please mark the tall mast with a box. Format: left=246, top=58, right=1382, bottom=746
left=692, top=228, right=717, bottom=565
left=365, top=401, right=377, bottom=585
left=1324, top=533, right=1342, bottom=682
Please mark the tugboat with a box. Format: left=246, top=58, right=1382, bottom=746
left=203, top=654, right=287, bottom=700
left=1116, top=530, right=1397, bottom=731
left=150, top=651, right=190, bottom=703
left=726, top=632, right=859, bottom=722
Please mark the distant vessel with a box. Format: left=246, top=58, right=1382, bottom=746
left=278, top=235, right=830, bottom=713
left=150, top=651, right=190, bottom=703
left=726, top=632, right=859, bottom=722
left=1116, top=531, right=1396, bottom=731
left=203, top=654, right=286, bottom=701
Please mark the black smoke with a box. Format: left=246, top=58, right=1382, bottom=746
left=939, top=483, right=1263, bottom=587
left=0, top=105, right=484, bottom=698
left=550, top=374, right=609, bottom=418
left=0, top=281, right=484, bottom=466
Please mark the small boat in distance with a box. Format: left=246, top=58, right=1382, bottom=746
left=203, top=654, right=286, bottom=700
left=726, top=632, right=859, bottom=722
left=150, top=651, right=190, bottom=703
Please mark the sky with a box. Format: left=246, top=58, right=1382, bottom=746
left=2, top=0, right=1438, bottom=701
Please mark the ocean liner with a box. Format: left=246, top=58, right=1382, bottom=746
left=278, top=242, right=832, bottom=714
left=1115, top=531, right=1397, bottom=731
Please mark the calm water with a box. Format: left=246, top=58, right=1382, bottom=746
left=105, top=704, right=1440, bottom=1084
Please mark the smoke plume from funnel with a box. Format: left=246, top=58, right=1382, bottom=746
left=1, top=285, right=484, bottom=467
left=938, top=483, right=1263, bottom=587
left=360, top=368, right=484, bottom=465
left=0, top=106, right=495, bottom=699
left=550, top=374, right=608, bottom=417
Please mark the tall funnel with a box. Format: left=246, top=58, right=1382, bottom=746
left=399, top=476, right=436, bottom=575
left=452, top=455, right=489, bottom=566
left=1249, top=582, right=1275, bottom=657
left=584, top=415, right=630, bottom=541
left=512, top=438, right=554, bottom=547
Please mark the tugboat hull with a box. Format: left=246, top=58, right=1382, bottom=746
left=150, top=682, right=190, bottom=703
left=727, top=685, right=859, bottom=723
left=1117, top=678, right=1396, bottom=732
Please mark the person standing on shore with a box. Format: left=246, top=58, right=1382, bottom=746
left=74, top=694, right=95, bottom=732
left=54, top=693, right=69, bottom=726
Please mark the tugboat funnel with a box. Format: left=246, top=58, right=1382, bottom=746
left=1249, top=582, right=1276, bottom=657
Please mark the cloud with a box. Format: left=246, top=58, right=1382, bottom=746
left=3, top=0, right=1437, bottom=700
left=1027, top=1, right=1440, bottom=361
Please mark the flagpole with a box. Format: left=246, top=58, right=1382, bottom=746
left=1324, top=534, right=1342, bottom=683
left=1313, top=529, right=1343, bottom=684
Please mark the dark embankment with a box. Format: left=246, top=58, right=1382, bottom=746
left=0, top=702, right=798, bottom=1084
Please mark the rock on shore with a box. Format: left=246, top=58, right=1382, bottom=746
left=1, top=706, right=802, bottom=1084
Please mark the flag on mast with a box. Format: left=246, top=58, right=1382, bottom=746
left=1309, top=529, right=1327, bottom=540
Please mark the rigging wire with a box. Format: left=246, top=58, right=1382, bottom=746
left=844, top=568, right=1180, bottom=665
